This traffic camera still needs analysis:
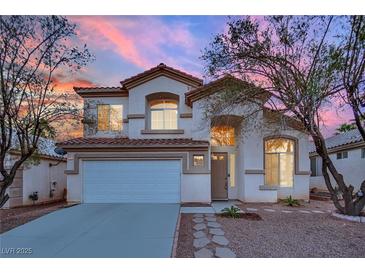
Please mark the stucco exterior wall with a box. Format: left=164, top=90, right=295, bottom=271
left=2, top=157, right=66, bottom=208
left=83, top=97, right=129, bottom=138
left=181, top=174, right=211, bottom=203
left=22, top=159, right=67, bottom=205
left=241, top=114, right=310, bottom=202
left=310, top=147, right=365, bottom=192
left=128, top=76, right=194, bottom=139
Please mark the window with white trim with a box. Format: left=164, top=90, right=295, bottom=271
left=150, top=100, right=178, bottom=130
left=193, top=155, right=204, bottom=167
left=265, top=138, right=294, bottom=187
left=361, top=148, right=365, bottom=159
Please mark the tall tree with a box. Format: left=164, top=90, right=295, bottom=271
left=0, top=16, right=93, bottom=207
left=340, top=16, right=365, bottom=140
left=202, top=16, right=365, bottom=216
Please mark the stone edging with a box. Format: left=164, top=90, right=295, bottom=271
left=171, top=210, right=182, bottom=258
left=331, top=212, right=365, bottom=223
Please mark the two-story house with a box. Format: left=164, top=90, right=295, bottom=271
left=58, top=63, right=311, bottom=204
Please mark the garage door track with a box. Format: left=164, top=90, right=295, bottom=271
left=0, top=203, right=180, bottom=258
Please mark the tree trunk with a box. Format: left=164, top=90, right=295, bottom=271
left=312, top=127, right=365, bottom=216
left=0, top=176, right=13, bottom=208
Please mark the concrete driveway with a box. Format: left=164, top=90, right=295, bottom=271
left=0, top=203, right=180, bottom=258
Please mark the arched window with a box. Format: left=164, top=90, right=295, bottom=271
left=264, top=137, right=294, bottom=187
left=150, top=99, right=178, bottom=130
left=211, top=126, right=235, bottom=146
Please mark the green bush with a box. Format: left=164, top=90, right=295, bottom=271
left=221, top=206, right=241, bottom=218
left=282, top=195, right=300, bottom=207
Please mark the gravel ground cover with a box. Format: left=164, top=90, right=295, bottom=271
left=0, top=201, right=67, bottom=234
left=176, top=213, right=195, bottom=258
left=176, top=201, right=365, bottom=258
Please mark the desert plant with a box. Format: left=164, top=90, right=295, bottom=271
left=221, top=206, right=241, bottom=218
left=282, top=196, right=300, bottom=207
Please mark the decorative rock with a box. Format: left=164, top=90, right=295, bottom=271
left=264, top=208, right=275, bottom=212
left=193, top=214, right=204, bottom=218
left=193, top=237, right=210, bottom=249
left=246, top=208, right=258, bottom=211
left=194, top=248, right=213, bottom=258
left=193, top=217, right=204, bottom=223
left=205, top=217, right=217, bottom=222
left=332, top=212, right=362, bottom=223
left=207, top=221, right=221, bottom=228
left=193, top=223, right=207, bottom=231
left=212, top=235, right=229, bottom=246
left=299, top=210, right=311, bottom=214
left=215, top=247, right=236, bottom=258
left=209, top=228, right=225, bottom=236
left=193, top=231, right=207, bottom=239
left=312, top=210, right=325, bottom=213
left=282, top=210, right=292, bottom=213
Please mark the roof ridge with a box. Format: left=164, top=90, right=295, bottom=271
left=120, top=63, right=203, bottom=86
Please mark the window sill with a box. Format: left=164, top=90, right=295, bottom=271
left=259, top=185, right=278, bottom=191
left=141, top=129, right=185, bottom=134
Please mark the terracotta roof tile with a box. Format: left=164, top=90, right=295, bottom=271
left=120, top=63, right=203, bottom=87
left=58, top=137, right=209, bottom=147
left=185, top=75, right=270, bottom=106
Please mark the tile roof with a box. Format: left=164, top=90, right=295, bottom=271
left=185, top=74, right=270, bottom=106
left=309, top=129, right=364, bottom=153
left=120, top=63, right=203, bottom=87
left=73, top=86, right=122, bottom=91
left=58, top=137, right=209, bottom=148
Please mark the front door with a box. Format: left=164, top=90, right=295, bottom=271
left=211, top=152, right=228, bottom=200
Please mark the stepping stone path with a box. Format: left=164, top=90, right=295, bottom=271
left=193, top=218, right=204, bottom=223
left=193, top=231, right=206, bottom=238
left=209, top=228, right=225, bottom=236
left=192, top=213, right=236, bottom=258
left=212, top=235, right=229, bottom=246
left=215, top=247, right=236, bottom=258
left=194, top=248, right=213, bottom=258
left=207, top=221, right=221, bottom=228
left=193, top=223, right=207, bottom=230
left=193, top=237, right=210, bottom=248
left=205, top=217, right=217, bottom=222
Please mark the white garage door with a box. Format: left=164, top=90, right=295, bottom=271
left=83, top=160, right=181, bottom=203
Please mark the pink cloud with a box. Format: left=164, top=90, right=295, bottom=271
left=71, top=16, right=151, bottom=69
left=69, top=16, right=199, bottom=75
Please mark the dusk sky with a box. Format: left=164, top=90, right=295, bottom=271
left=57, top=16, right=353, bottom=137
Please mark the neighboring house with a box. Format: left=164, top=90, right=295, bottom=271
left=310, top=129, right=365, bottom=192
left=58, top=63, right=311, bottom=204
left=3, top=138, right=67, bottom=208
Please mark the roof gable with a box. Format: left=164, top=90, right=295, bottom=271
left=185, top=75, right=270, bottom=106
left=120, top=63, right=203, bottom=90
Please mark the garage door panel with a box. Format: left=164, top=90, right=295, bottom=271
left=83, top=160, right=180, bottom=203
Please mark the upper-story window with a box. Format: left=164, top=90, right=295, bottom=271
left=361, top=148, right=365, bottom=159
left=211, top=126, right=235, bottom=146
left=150, top=99, right=178, bottom=130
left=265, top=137, right=294, bottom=187
left=97, top=104, right=123, bottom=131
left=336, top=151, right=348, bottom=160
